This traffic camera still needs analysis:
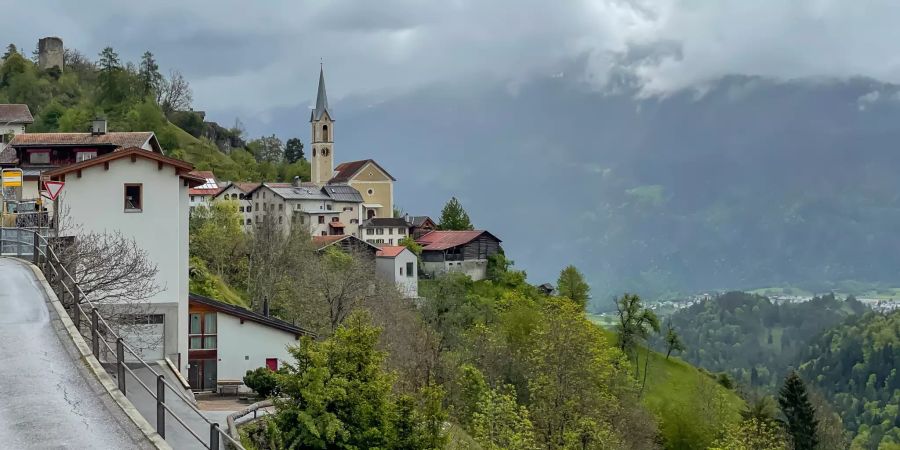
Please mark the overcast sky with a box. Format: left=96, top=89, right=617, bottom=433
left=7, top=0, right=900, bottom=124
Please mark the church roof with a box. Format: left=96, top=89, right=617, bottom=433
left=310, top=65, right=333, bottom=122
left=329, top=159, right=396, bottom=183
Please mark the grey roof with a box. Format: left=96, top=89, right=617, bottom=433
left=268, top=184, right=331, bottom=201
left=362, top=217, right=409, bottom=227
left=309, top=65, right=333, bottom=122
left=323, top=184, right=363, bottom=203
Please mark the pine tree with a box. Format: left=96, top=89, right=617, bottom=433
left=2, top=44, right=18, bottom=60
left=138, top=51, right=162, bottom=98
left=557, top=265, right=590, bottom=308
left=778, top=371, right=819, bottom=450
left=438, top=197, right=474, bottom=230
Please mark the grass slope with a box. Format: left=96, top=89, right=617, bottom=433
left=597, top=327, right=744, bottom=449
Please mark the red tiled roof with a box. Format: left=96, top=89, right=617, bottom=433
left=189, top=188, right=223, bottom=196
left=43, top=147, right=203, bottom=187
left=0, top=104, right=33, bottom=123
left=376, top=246, right=408, bottom=258
left=189, top=170, right=216, bottom=180
left=415, top=230, right=499, bottom=251
left=233, top=182, right=260, bottom=193
left=329, top=159, right=396, bottom=183
left=9, top=132, right=157, bottom=149
left=328, top=221, right=345, bottom=228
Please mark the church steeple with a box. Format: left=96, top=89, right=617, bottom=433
left=310, top=64, right=334, bottom=185
left=310, top=64, right=333, bottom=122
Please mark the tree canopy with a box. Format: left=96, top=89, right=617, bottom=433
left=438, top=197, right=474, bottom=230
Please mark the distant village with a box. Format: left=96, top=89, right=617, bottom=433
left=0, top=41, right=505, bottom=394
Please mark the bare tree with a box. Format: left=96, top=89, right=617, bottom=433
left=54, top=209, right=164, bottom=356
left=159, top=69, right=193, bottom=114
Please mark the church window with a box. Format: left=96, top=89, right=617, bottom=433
left=367, top=188, right=374, bottom=195
left=322, top=125, right=329, bottom=141
left=313, top=148, right=316, bottom=157
left=322, top=148, right=329, bottom=157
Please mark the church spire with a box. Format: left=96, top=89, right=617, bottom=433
left=311, top=64, right=332, bottom=122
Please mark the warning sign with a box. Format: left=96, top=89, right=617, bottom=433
left=44, top=181, right=65, bottom=201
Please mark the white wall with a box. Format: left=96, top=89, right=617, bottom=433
left=57, top=157, right=190, bottom=371
left=422, top=259, right=488, bottom=281
left=376, top=250, right=418, bottom=298
left=362, top=224, right=409, bottom=245
left=0, top=123, right=26, bottom=154
left=216, top=312, right=299, bottom=389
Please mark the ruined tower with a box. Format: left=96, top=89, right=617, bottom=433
left=38, top=37, right=64, bottom=72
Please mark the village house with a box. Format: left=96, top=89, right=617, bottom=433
left=0, top=104, right=33, bottom=153
left=360, top=217, right=409, bottom=246
left=187, top=293, right=313, bottom=393
left=375, top=246, right=418, bottom=298
left=188, top=170, right=222, bottom=213
left=44, top=147, right=202, bottom=373
left=312, top=234, right=379, bottom=258
left=212, top=181, right=259, bottom=228
left=249, top=179, right=363, bottom=236
left=0, top=119, right=163, bottom=200
left=308, top=66, right=397, bottom=219
left=416, top=230, right=503, bottom=281
left=408, top=215, right=437, bottom=239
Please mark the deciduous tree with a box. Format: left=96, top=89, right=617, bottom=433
left=283, top=137, right=304, bottom=163
left=557, top=264, right=590, bottom=308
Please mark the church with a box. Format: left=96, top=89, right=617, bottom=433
left=309, top=66, right=396, bottom=219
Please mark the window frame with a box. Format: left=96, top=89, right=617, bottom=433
left=124, top=183, right=143, bottom=212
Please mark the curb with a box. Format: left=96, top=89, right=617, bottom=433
left=23, top=259, right=172, bottom=450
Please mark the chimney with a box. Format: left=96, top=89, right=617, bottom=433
left=262, top=296, right=270, bottom=317
left=292, top=176, right=301, bottom=187
left=91, top=118, right=107, bottom=136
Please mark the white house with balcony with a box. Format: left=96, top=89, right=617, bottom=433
left=249, top=180, right=363, bottom=236
left=45, top=147, right=202, bottom=374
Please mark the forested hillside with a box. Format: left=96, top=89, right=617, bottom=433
left=799, top=311, right=900, bottom=449
left=667, top=291, right=866, bottom=388
left=0, top=45, right=308, bottom=182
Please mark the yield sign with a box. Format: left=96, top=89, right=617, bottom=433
left=44, top=181, right=65, bottom=201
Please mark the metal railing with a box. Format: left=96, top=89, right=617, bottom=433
left=0, top=227, right=244, bottom=450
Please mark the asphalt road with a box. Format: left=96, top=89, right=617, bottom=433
left=0, top=258, right=152, bottom=449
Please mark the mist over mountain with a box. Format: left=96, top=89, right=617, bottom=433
left=225, top=73, right=900, bottom=309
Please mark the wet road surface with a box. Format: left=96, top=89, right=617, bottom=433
left=0, top=258, right=152, bottom=449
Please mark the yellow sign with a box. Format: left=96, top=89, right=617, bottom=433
left=1, top=169, right=22, bottom=188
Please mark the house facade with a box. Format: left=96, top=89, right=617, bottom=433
left=360, top=217, right=410, bottom=246
left=416, top=230, right=503, bottom=281
left=408, top=215, right=437, bottom=239
left=212, top=181, right=259, bottom=228
left=45, top=147, right=201, bottom=373
left=188, top=170, right=222, bottom=213
left=0, top=104, right=33, bottom=154
left=250, top=180, right=363, bottom=237
left=375, top=246, right=418, bottom=298
left=187, top=294, right=312, bottom=393
left=307, top=66, right=396, bottom=219
left=1, top=120, right=162, bottom=201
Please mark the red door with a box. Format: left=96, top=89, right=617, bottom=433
left=266, top=358, right=278, bottom=371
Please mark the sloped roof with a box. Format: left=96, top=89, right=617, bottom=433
left=323, top=183, right=364, bottom=202
left=415, top=230, right=501, bottom=251
left=8, top=131, right=160, bottom=151
left=189, top=293, right=314, bottom=337
left=409, top=216, right=435, bottom=227
left=312, top=234, right=380, bottom=252
left=43, top=147, right=204, bottom=187
left=329, top=159, right=396, bottom=183
left=188, top=170, right=220, bottom=195
left=212, top=182, right=260, bottom=199
left=0, top=104, right=34, bottom=123
left=376, top=246, right=410, bottom=258
left=269, top=183, right=331, bottom=201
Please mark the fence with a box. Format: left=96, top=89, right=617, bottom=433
left=0, top=227, right=244, bottom=450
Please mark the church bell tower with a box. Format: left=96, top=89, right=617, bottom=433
left=310, top=65, right=334, bottom=186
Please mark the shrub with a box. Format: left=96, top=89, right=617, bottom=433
left=244, top=367, right=279, bottom=398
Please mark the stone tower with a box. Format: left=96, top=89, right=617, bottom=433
left=38, top=37, right=64, bottom=71
left=310, top=65, right=334, bottom=186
